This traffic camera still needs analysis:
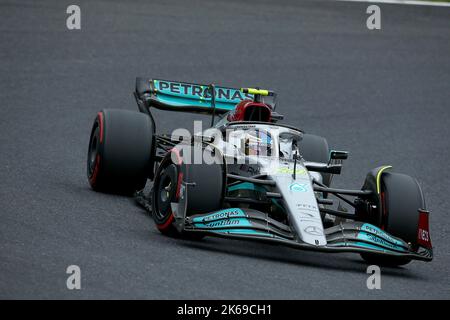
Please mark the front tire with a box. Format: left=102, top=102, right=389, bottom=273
left=152, top=147, right=225, bottom=236
left=359, top=171, right=425, bottom=266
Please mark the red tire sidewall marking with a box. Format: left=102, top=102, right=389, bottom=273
left=98, top=111, right=104, bottom=143
left=89, top=112, right=104, bottom=185
left=156, top=213, right=174, bottom=231
left=89, top=155, right=101, bottom=185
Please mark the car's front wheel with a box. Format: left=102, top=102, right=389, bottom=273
left=152, top=147, right=225, bottom=237
left=358, top=169, right=426, bottom=266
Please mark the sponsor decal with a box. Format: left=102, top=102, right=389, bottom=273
left=357, top=232, right=407, bottom=252
left=418, top=229, right=430, bottom=245
left=417, top=209, right=432, bottom=249
left=304, top=226, right=323, bottom=236
left=289, top=183, right=308, bottom=192
left=296, top=203, right=318, bottom=211
left=192, top=209, right=254, bottom=229
left=203, top=219, right=241, bottom=228
left=360, top=223, right=404, bottom=247
left=197, top=208, right=245, bottom=223
left=155, top=80, right=253, bottom=102
left=295, top=203, right=320, bottom=219
left=277, top=167, right=307, bottom=175
left=194, top=217, right=252, bottom=229
left=231, top=124, right=256, bottom=129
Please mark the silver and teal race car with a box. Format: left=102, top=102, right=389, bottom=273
left=87, top=78, right=433, bottom=266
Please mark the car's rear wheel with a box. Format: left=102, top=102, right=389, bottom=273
left=87, top=109, right=154, bottom=195
left=299, top=134, right=331, bottom=186
left=359, top=171, right=425, bottom=266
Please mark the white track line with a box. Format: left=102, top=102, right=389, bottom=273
left=337, top=0, right=450, bottom=7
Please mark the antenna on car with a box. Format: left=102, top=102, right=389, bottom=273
left=293, top=151, right=299, bottom=180
left=209, top=84, right=216, bottom=127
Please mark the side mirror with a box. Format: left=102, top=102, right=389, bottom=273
left=329, top=150, right=348, bottom=161
left=304, top=162, right=342, bottom=175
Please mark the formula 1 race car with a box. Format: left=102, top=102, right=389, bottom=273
left=87, top=78, right=433, bottom=266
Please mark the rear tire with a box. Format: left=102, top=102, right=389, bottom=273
left=299, top=134, right=331, bottom=186
left=87, top=109, right=154, bottom=195
left=360, top=172, right=425, bottom=266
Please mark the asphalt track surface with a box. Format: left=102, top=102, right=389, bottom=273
left=1, top=0, right=449, bottom=299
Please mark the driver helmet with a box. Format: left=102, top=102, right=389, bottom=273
left=244, top=129, right=272, bottom=156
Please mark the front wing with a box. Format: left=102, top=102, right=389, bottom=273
left=184, top=208, right=433, bottom=262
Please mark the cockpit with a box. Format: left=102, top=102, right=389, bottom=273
left=222, top=123, right=303, bottom=161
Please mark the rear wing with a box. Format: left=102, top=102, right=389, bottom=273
left=135, top=78, right=259, bottom=115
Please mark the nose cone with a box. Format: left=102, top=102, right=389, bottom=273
left=270, top=162, right=327, bottom=246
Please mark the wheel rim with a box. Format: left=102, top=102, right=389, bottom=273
left=155, top=164, right=177, bottom=221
